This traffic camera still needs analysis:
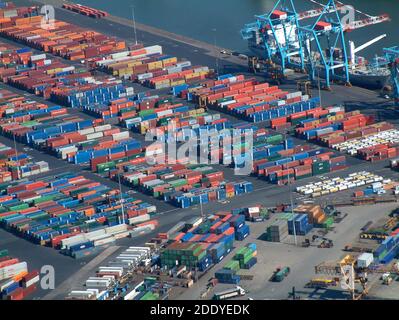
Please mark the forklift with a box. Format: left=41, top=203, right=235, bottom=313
left=312, top=235, right=334, bottom=248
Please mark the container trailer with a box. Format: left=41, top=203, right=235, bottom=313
left=213, top=286, right=246, bottom=300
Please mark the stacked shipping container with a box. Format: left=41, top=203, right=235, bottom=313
left=0, top=172, right=157, bottom=257
left=174, top=74, right=320, bottom=123
left=0, top=9, right=126, bottom=61
left=96, top=45, right=212, bottom=89
left=161, top=209, right=251, bottom=271
left=0, top=249, right=39, bottom=300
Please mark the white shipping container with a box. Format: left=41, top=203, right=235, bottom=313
left=111, top=51, right=130, bottom=59
left=94, top=237, right=115, bottom=247
left=128, top=214, right=151, bottom=225
left=23, top=275, right=40, bottom=288
left=31, top=54, right=46, bottom=61
left=95, top=124, right=112, bottom=132
left=143, top=45, right=163, bottom=56
left=26, top=35, right=41, bottom=40
left=85, top=280, right=110, bottom=288
left=0, top=262, right=28, bottom=281
left=156, top=109, right=173, bottom=117
left=112, top=131, right=130, bottom=141
left=86, top=132, right=104, bottom=140
left=69, top=291, right=96, bottom=299
left=61, top=234, right=87, bottom=248
left=98, top=269, right=123, bottom=277
left=0, top=279, right=15, bottom=292
left=219, top=100, right=236, bottom=107
left=128, top=246, right=151, bottom=253
left=79, top=128, right=95, bottom=135
left=85, top=229, right=107, bottom=239
left=105, top=224, right=128, bottom=234
left=124, top=288, right=141, bottom=300
left=248, top=207, right=260, bottom=214
left=357, top=253, right=374, bottom=268
left=138, top=73, right=154, bottom=81
left=176, top=61, right=191, bottom=68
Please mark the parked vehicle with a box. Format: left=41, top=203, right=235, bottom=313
left=213, top=286, right=246, bottom=300
left=271, top=266, right=290, bottom=282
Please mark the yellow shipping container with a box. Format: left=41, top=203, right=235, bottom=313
left=127, top=60, right=143, bottom=68
left=198, top=71, right=209, bottom=76
left=185, top=72, right=199, bottom=80
left=170, top=80, right=186, bottom=86
left=148, top=61, right=163, bottom=71
left=162, top=57, right=178, bottom=67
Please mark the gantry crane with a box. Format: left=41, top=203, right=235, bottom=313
left=241, top=0, right=390, bottom=89
left=241, top=0, right=305, bottom=73
left=315, top=254, right=399, bottom=300
left=300, top=0, right=351, bottom=89
left=384, top=46, right=399, bottom=106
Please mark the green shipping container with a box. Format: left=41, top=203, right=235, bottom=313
left=0, top=249, right=9, bottom=258
left=97, top=161, right=116, bottom=173
left=139, top=109, right=155, bottom=117
left=8, top=203, right=29, bottom=211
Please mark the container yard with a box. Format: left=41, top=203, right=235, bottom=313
left=0, top=249, right=39, bottom=300
left=62, top=3, right=109, bottom=19
left=0, top=0, right=396, bottom=305
left=0, top=172, right=157, bottom=258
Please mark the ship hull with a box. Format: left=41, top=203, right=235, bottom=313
left=249, top=46, right=390, bottom=90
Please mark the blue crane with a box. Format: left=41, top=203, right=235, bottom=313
left=384, top=47, right=399, bottom=105
left=241, top=0, right=305, bottom=73
left=299, top=0, right=350, bottom=89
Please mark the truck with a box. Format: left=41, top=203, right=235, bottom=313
left=271, top=267, right=290, bottom=282
left=213, top=286, right=246, bottom=300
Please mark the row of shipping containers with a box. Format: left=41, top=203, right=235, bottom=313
left=160, top=210, right=251, bottom=271
left=374, top=234, right=399, bottom=264
left=0, top=141, right=49, bottom=181
left=353, top=179, right=399, bottom=198
left=0, top=249, right=39, bottom=300
left=116, top=161, right=253, bottom=208
left=0, top=39, right=134, bottom=106
left=113, top=85, right=350, bottom=186
left=0, top=172, right=157, bottom=257
left=0, top=90, right=143, bottom=168
left=0, top=6, right=126, bottom=61
left=292, top=105, right=399, bottom=162
left=96, top=45, right=212, bottom=89
left=0, top=88, right=253, bottom=210
left=172, top=74, right=320, bottom=123
left=67, top=247, right=167, bottom=300
left=296, top=171, right=384, bottom=198
left=62, top=3, right=109, bottom=19
left=216, top=243, right=257, bottom=284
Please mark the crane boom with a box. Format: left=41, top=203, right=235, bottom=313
left=344, top=14, right=390, bottom=32
left=353, top=34, right=387, bottom=55
left=349, top=34, right=387, bottom=66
